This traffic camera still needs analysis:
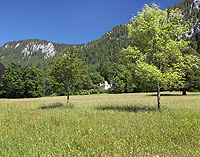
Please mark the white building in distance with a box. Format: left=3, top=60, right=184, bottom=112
left=100, top=81, right=112, bottom=90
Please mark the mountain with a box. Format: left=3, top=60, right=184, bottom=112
left=167, top=0, right=200, bottom=53
left=76, top=24, right=131, bottom=72
left=168, top=0, right=200, bottom=35
left=0, top=24, right=131, bottom=72
left=1, top=0, right=200, bottom=73
left=0, top=39, right=75, bottom=70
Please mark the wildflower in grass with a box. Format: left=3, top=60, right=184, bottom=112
left=131, top=147, right=133, bottom=150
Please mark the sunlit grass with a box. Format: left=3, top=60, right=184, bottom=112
left=0, top=92, right=200, bottom=156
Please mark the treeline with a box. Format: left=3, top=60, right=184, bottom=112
left=0, top=62, right=136, bottom=98
left=1, top=21, right=200, bottom=98
left=0, top=63, right=44, bottom=98
left=1, top=45, right=200, bottom=99
left=0, top=59, right=155, bottom=98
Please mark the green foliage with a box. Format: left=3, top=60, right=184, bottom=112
left=50, top=93, right=59, bottom=97
left=108, top=64, right=134, bottom=93
left=124, top=4, right=191, bottom=88
left=90, top=72, right=105, bottom=88
left=78, top=73, right=94, bottom=90
left=0, top=39, right=75, bottom=77
left=122, top=4, right=198, bottom=108
left=0, top=64, right=45, bottom=98
left=49, top=47, right=86, bottom=104
left=0, top=0, right=200, bottom=79
left=180, top=52, right=200, bottom=94
left=189, top=31, right=200, bottom=54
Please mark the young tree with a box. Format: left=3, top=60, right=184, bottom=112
left=122, top=4, right=198, bottom=109
left=49, top=47, right=86, bottom=105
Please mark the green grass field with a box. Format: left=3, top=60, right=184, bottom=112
left=0, top=92, right=200, bottom=156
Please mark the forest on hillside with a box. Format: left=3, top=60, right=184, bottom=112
left=1, top=25, right=200, bottom=98
left=1, top=1, right=200, bottom=98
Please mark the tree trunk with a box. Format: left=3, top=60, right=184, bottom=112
left=182, top=89, right=187, bottom=95
left=157, top=83, right=161, bottom=109
left=67, top=85, right=70, bottom=105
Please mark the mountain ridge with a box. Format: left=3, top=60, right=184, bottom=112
left=1, top=0, right=200, bottom=72
left=0, top=24, right=130, bottom=72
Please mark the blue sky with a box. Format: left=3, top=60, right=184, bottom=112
left=0, top=0, right=183, bottom=47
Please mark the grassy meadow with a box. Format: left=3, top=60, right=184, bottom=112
left=0, top=92, right=200, bottom=156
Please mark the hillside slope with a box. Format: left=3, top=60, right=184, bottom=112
left=0, top=24, right=130, bottom=72
left=168, top=0, right=200, bottom=35
left=1, top=0, right=200, bottom=72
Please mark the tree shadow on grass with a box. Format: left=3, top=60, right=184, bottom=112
left=39, top=102, right=64, bottom=110
left=96, top=105, right=157, bottom=113
left=147, top=92, right=200, bottom=97
left=147, top=93, right=182, bottom=97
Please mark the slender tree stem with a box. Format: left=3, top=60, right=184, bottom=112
left=67, top=81, right=70, bottom=105
left=67, top=85, right=70, bottom=105
left=157, top=83, right=161, bottom=109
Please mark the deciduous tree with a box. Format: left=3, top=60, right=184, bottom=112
left=0, top=64, right=45, bottom=98
left=49, top=47, right=86, bottom=105
left=123, top=4, right=198, bottom=109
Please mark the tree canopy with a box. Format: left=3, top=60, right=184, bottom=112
left=49, top=47, right=86, bottom=105
left=0, top=64, right=45, bottom=98
left=122, top=4, right=199, bottom=109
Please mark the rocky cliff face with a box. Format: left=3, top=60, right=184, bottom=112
left=21, top=42, right=56, bottom=59
left=191, top=0, right=200, bottom=10
left=190, top=0, right=200, bottom=33
left=0, top=39, right=71, bottom=68
left=1, top=40, right=57, bottom=59
left=169, top=0, right=200, bottom=35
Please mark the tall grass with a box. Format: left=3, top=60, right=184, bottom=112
left=0, top=92, right=200, bottom=156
